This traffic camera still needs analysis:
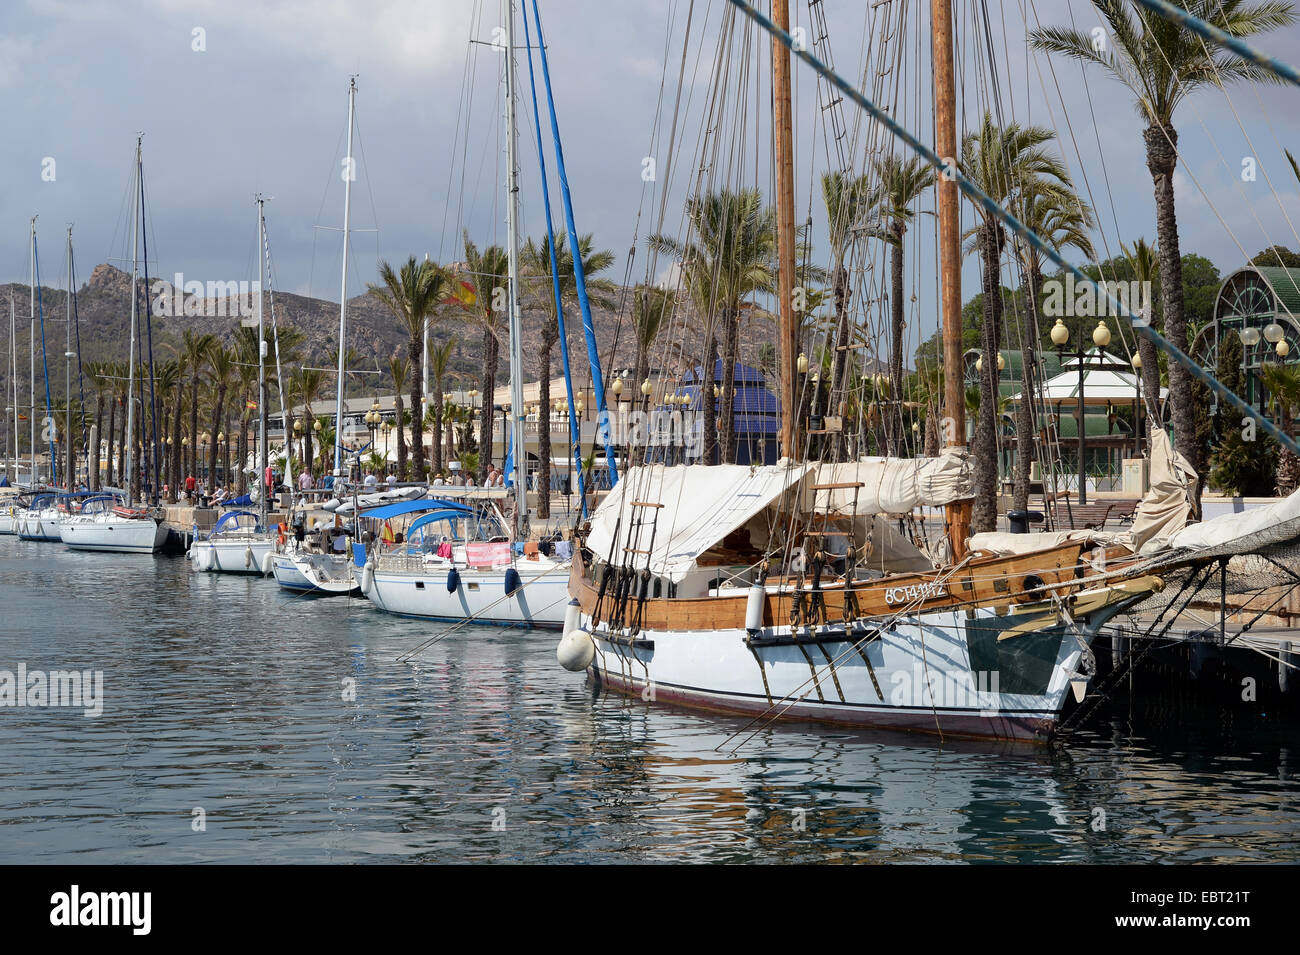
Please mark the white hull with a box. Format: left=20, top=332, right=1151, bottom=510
left=270, top=552, right=359, bottom=596
left=16, top=511, right=62, bottom=541
left=191, top=536, right=275, bottom=574
left=585, top=607, right=1089, bottom=741
left=366, top=559, right=569, bottom=628
left=0, top=512, right=13, bottom=535
left=59, top=517, right=168, bottom=554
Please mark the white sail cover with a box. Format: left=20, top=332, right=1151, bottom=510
left=1130, top=425, right=1196, bottom=554
left=586, top=463, right=812, bottom=583
left=802, top=448, right=972, bottom=515
left=1168, top=485, right=1300, bottom=552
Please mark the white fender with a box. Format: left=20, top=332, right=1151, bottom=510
left=260, top=551, right=274, bottom=576
left=557, top=630, right=596, bottom=672
left=244, top=546, right=254, bottom=569
left=563, top=598, right=581, bottom=636
left=361, top=560, right=375, bottom=596
left=745, top=581, right=765, bottom=635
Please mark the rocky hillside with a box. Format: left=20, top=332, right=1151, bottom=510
left=0, top=263, right=789, bottom=403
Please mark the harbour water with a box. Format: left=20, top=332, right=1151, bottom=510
left=1, top=539, right=1297, bottom=864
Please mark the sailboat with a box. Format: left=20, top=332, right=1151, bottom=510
left=59, top=136, right=167, bottom=555
left=270, top=78, right=365, bottom=597
left=548, top=0, right=1196, bottom=742
left=358, top=1, right=571, bottom=628
left=11, top=217, right=64, bottom=541
left=190, top=196, right=278, bottom=575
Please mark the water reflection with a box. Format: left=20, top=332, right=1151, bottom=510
left=0, top=538, right=1296, bottom=863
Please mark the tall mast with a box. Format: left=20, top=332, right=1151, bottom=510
left=932, top=0, right=969, bottom=558
left=7, top=293, right=14, bottom=482
left=29, top=218, right=37, bottom=484
left=504, top=0, right=528, bottom=536
left=126, top=136, right=141, bottom=504
left=257, top=196, right=268, bottom=526
left=65, top=225, right=73, bottom=488
left=333, top=77, right=357, bottom=480
left=772, top=0, right=798, bottom=462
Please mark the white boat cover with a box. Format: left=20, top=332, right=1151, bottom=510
left=1168, top=484, right=1300, bottom=552
left=801, top=448, right=972, bottom=515
left=586, top=463, right=812, bottom=583
left=968, top=528, right=1118, bottom=557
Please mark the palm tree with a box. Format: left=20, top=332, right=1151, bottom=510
left=460, top=234, right=510, bottom=479
left=292, top=367, right=326, bottom=482
left=428, top=338, right=456, bottom=476
left=110, top=363, right=127, bottom=489
left=386, top=354, right=409, bottom=480
left=1260, top=361, right=1300, bottom=494
left=864, top=155, right=936, bottom=450
left=367, top=256, right=449, bottom=480
left=821, top=171, right=874, bottom=424
left=1121, top=236, right=1161, bottom=406
left=1009, top=180, right=1095, bottom=512
left=1030, top=0, right=1298, bottom=515
left=181, top=330, right=216, bottom=480
left=522, top=232, right=616, bottom=518
left=205, top=344, right=234, bottom=489
left=632, top=285, right=673, bottom=399
left=83, top=361, right=108, bottom=491
left=153, top=361, right=180, bottom=497
left=960, top=112, right=1073, bottom=532
left=650, top=189, right=777, bottom=464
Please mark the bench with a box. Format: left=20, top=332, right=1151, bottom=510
left=1042, top=495, right=1139, bottom=530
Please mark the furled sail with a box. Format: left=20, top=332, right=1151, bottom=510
left=801, top=447, right=972, bottom=515
left=1129, top=424, right=1196, bottom=554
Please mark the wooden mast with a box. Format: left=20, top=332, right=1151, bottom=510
left=773, top=0, right=798, bottom=462
left=932, top=0, right=969, bottom=558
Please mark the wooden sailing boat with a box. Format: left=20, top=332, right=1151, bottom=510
left=554, top=0, right=1168, bottom=741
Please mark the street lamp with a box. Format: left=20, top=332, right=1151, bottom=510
left=1053, top=319, right=1120, bottom=505
left=1131, top=350, right=1144, bottom=457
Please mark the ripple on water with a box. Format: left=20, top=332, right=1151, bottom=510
left=1, top=539, right=1298, bottom=862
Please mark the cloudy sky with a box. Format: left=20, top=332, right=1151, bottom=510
left=4, top=0, right=1300, bottom=360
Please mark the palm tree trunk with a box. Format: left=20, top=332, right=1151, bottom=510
left=972, top=223, right=1003, bottom=533
left=92, top=394, right=104, bottom=491
left=700, top=325, right=718, bottom=465
left=477, top=326, right=497, bottom=479
left=538, top=341, right=553, bottom=520
left=432, top=391, right=444, bottom=478
left=208, top=387, right=225, bottom=487
left=408, top=335, right=424, bottom=480
left=1145, top=122, right=1200, bottom=517
left=1013, top=258, right=1042, bottom=513
left=189, top=377, right=200, bottom=478
left=719, top=307, right=739, bottom=463
left=236, top=412, right=248, bottom=495
left=116, top=398, right=126, bottom=489
left=888, top=228, right=906, bottom=453
left=170, top=381, right=184, bottom=500
left=394, top=395, right=407, bottom=479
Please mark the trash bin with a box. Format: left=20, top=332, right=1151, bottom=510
left=1007, top=509, right=1044, bottom=534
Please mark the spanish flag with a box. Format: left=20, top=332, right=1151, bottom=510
left=441, top=280, right=476, bottom=307
left=246, top=400, right=258, bottom=410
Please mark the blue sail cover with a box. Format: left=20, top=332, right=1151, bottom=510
left=359, top=498, right=474, bottom=520
left=212, top=510, right=260, bottom=533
